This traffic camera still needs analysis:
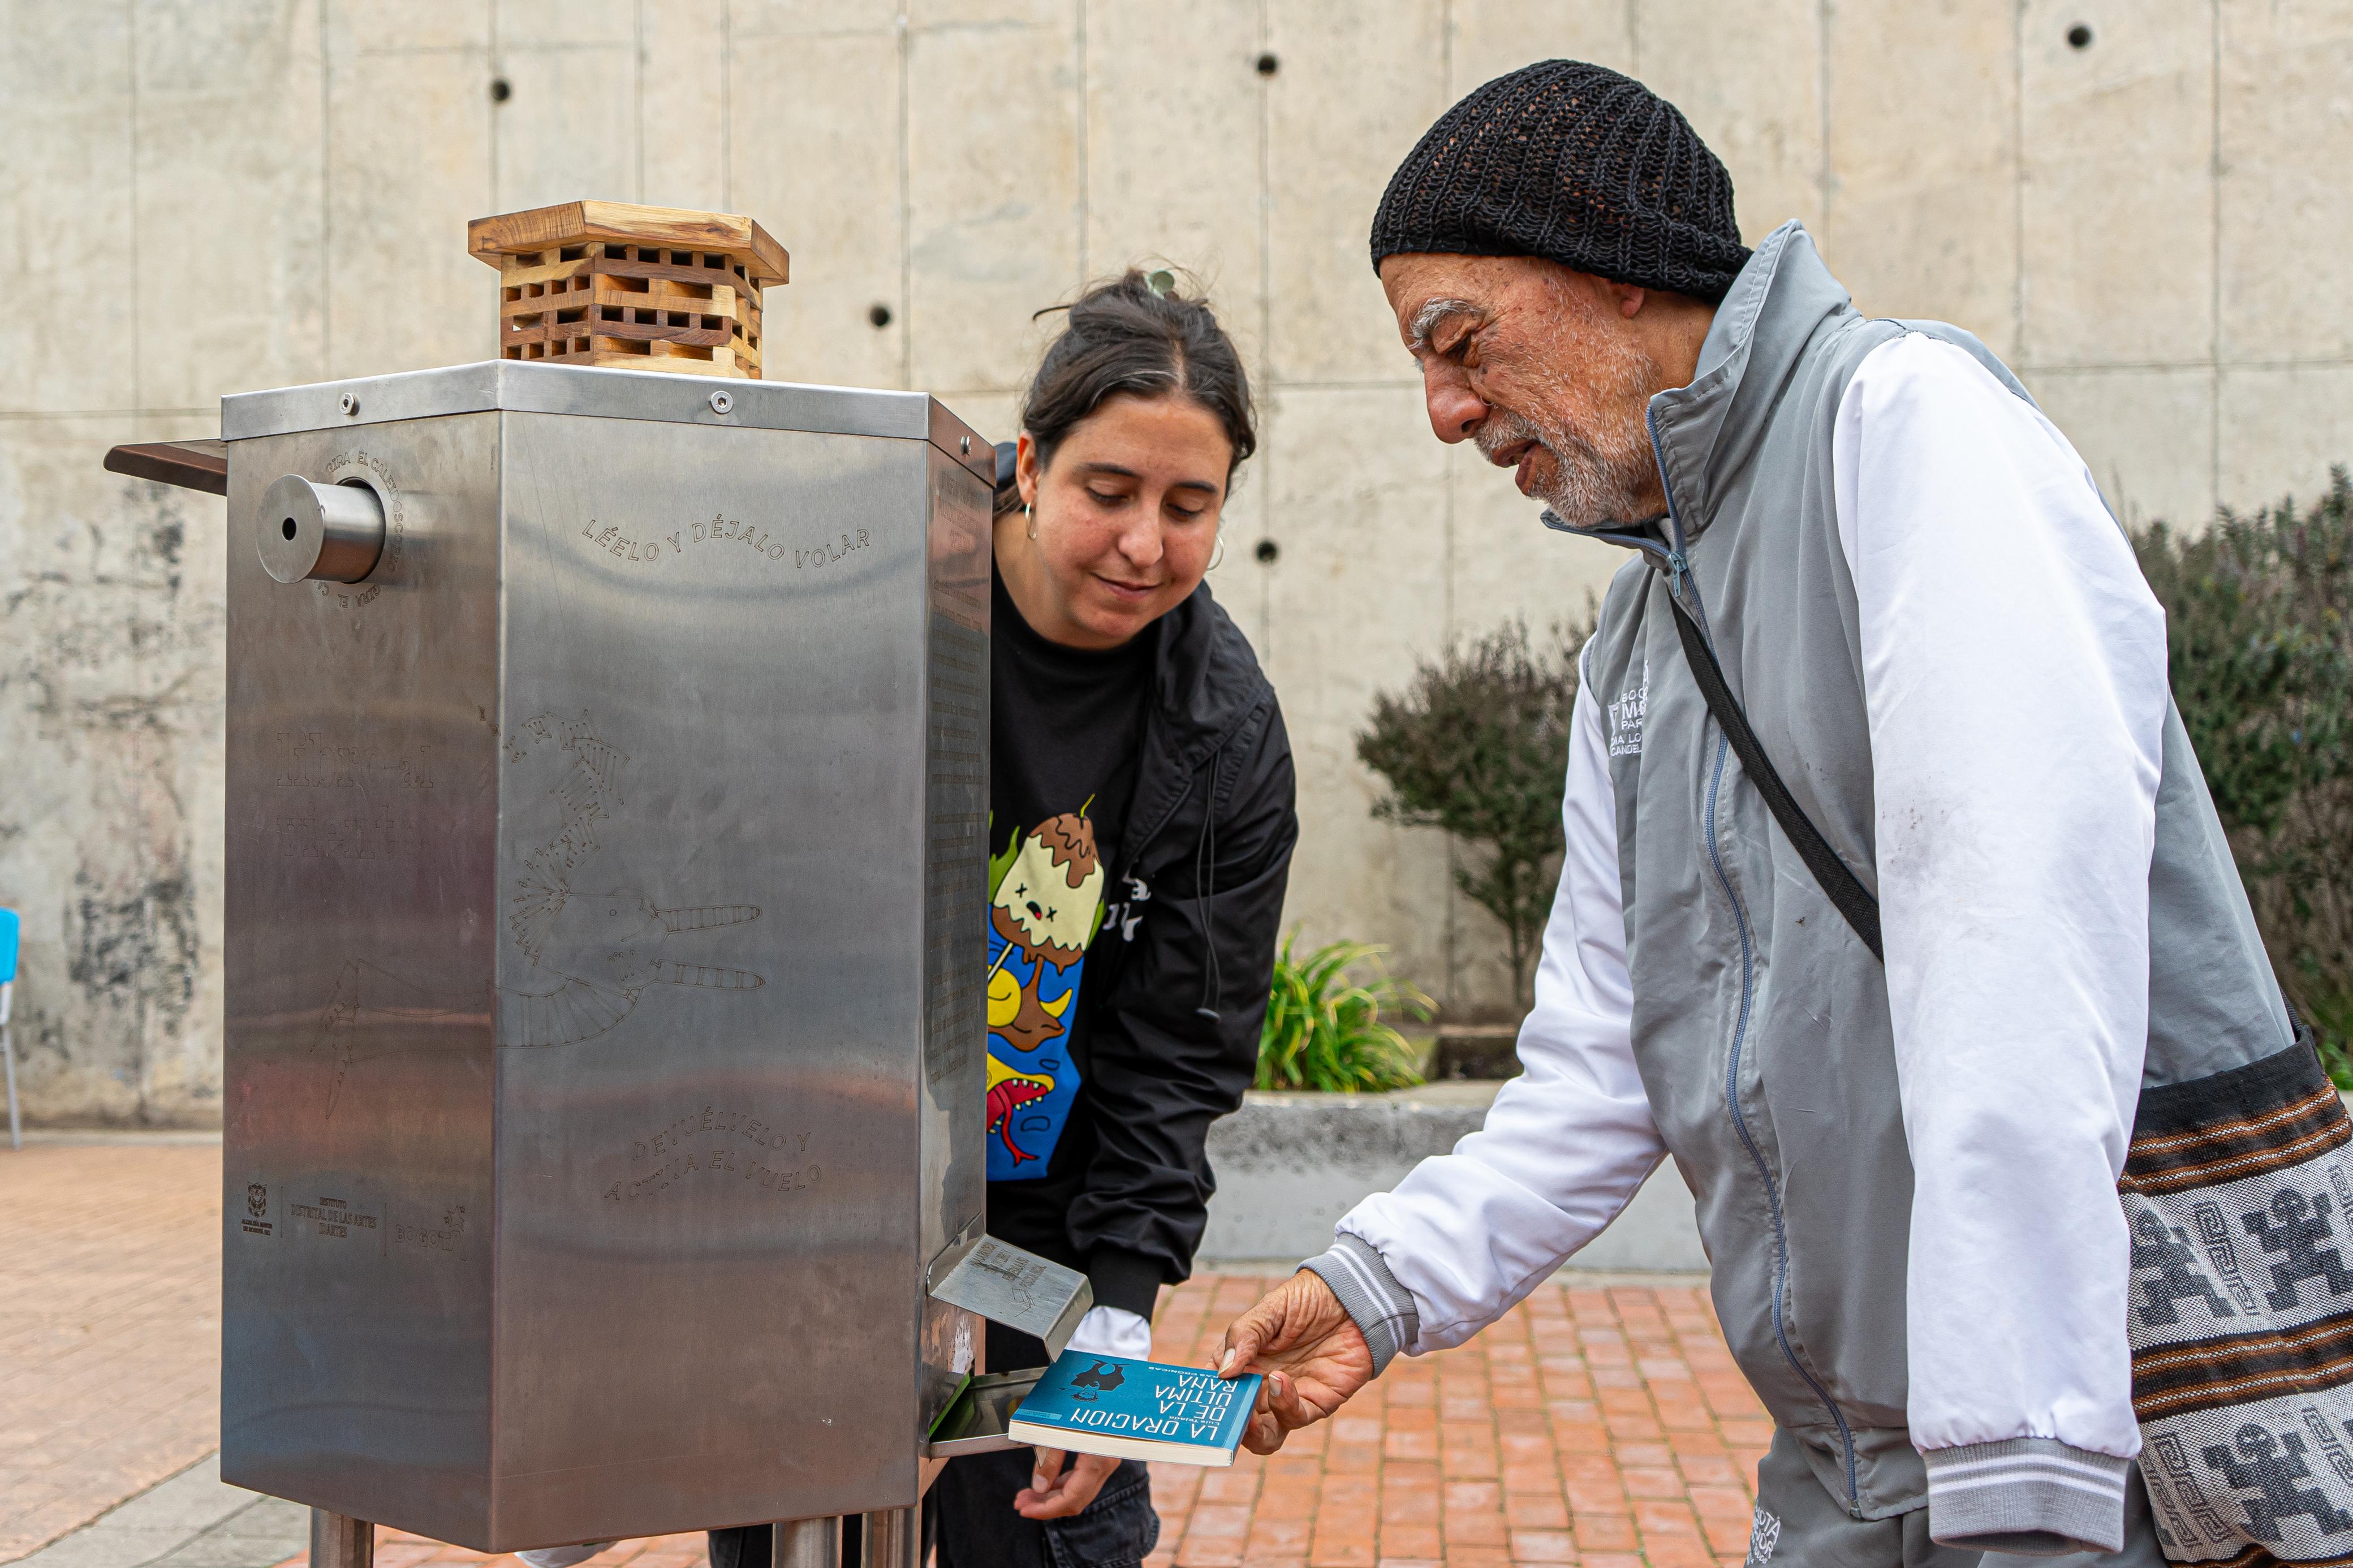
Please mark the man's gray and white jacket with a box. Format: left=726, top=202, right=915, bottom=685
left=1306, top=223, right=2292, bottom=1555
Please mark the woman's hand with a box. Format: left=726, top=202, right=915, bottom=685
left=1014, top=1448, right=1122, bottom=1520
left=1217, top=1269, right=1377, bottom=1454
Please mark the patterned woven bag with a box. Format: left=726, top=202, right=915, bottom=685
left=2123, top=1029, right=2353, bottom=1566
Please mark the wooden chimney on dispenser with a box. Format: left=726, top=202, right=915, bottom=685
left=468, top=200, right=789, bottom=380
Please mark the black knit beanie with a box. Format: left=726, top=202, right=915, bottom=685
left=1370, top=61, right=1751, bottom=304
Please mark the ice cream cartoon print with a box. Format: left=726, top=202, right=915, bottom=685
left=985, top=807, right=1106, bottom=1180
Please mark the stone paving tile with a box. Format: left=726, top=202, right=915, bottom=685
left=6, top=1141, right=1768, bottom=1568
left=0, top=1144, right=225, bottom=1561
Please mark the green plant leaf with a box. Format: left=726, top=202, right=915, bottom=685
left=1252, top=932, right=1429, bottom=1093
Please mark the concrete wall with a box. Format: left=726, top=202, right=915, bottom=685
left=5, top=1, right=2350, bottom=1122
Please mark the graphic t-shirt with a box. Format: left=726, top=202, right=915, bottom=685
left=985, top=568, right=1151, bottom=1207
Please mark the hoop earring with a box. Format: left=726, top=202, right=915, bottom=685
left=1209, top=537, right=1225, bottom=571
left=1024, top=502, right=1037, bottom=541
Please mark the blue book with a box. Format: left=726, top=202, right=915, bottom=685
left=1006, top=1351, right=1263, bottom=1467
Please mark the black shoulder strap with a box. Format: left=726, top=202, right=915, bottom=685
left=1666, top=597, right=1885, bottom=962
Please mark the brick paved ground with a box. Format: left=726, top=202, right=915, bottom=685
left=355, top=1532, right=711, bottom=1568
left=1, top=1139, right=1770, bottom=1568
left=0, top=1143, right=225, bottom=1561
left=1140, top=1274, right=1770, bottom=1568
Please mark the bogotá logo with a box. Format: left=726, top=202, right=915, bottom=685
left=247, top=1183, right=268, bottom=1218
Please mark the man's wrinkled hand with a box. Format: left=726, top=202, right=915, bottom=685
left=1216, top=1269, right=1376, bottom=1454
left=1014, top=1448, right=1119, bottom=1520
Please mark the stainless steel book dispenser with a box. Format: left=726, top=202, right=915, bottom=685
left=146, top=360, right=1094, bottom=1566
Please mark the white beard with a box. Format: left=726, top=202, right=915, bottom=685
left=1473, top=309, right=1665, bottom=528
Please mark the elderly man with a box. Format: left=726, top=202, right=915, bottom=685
left=1218, top=61, right=2342, bottom=1568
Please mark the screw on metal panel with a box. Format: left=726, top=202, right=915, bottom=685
left=1255, top=52, right=1279, bottom=76
left=708, top=389, right=735, bottom=415
left=2067, top=23, right=2093, bottom=47
left=869, top=303, right=894, bottom=329
left=1255, top=539, right=1279, bottom=565
left=959, top=436, right=971, bottom=455
left=338, top=392, right=360, bottom=417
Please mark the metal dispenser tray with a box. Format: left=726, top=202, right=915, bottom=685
left=926, top=1237, right=1093, bottom=1362
left=924, top=1370, right=1047, bottom=1459
left=915, top=1233, right=1092, bottom=1459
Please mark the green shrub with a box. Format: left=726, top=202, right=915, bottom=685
left=1255, top=933, right=1434, bottom=1093
left=2134, top=470, right=2353, bottom=1083
left=1355, top=614, right=1589, bottom=1007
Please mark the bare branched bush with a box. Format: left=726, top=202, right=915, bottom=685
left=1355, top=612, right=1592, bottom=1010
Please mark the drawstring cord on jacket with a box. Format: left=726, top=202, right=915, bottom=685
left=1193, top=746, right=1226, bottom=1022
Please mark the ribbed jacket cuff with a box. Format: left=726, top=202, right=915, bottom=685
left=1922, top=1438, right=2130, bottom=1556
left=1301, top=1234, right=1419, bottom=1377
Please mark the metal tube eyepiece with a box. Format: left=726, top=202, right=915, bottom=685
left=258, top=473, right=386, bottom=584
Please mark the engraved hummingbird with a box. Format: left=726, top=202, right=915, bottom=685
left=502, top=880, right=764, bottom=1048
left=496, top=710, right=766, bottom=1048
left=307, top=711, right=770, bottom=1125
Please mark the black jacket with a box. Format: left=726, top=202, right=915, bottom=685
left=1023, top=580, right=1297, bottom=1317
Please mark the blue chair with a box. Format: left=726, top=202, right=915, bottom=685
left=0, top=907, right=18, bottom=1150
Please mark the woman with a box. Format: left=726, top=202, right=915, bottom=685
left=926, top=269, right=1297, bottom=1566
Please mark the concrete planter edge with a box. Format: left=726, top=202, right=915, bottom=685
left=1199, top=1081, right=1708, bottom=1276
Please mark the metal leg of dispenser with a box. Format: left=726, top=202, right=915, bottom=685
left=309, top=1511, right=373, bottom=1568
left=860, top=1505, right=920, bottom=1568
left=775, top=1517, right=842, bottom=1568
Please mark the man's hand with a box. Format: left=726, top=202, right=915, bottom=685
left=1217, top=1269, right=1377, bottom=1454
left=1014, top=1448, right=1119, bottom=1520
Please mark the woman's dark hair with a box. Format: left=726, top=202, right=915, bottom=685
left=1016, top=269, right=1257, bottom=495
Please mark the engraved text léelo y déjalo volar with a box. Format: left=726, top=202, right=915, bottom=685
left=579, top=512, right=872, bottom=571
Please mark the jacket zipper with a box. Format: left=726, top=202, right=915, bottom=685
left=1645, top=405, right=1863, bottom=1511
